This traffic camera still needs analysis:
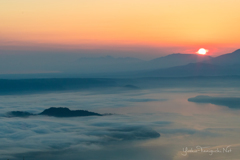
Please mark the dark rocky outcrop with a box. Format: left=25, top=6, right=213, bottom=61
left=39, top=107, right=102, bottom=117
left=7, top=111, right=35, bottom=117
left=188, top=95, right=240, bottom=109
left=6, top=107, right=102, bottom=118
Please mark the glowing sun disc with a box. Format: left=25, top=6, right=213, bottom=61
left=197, top=48, right=208, bottom=55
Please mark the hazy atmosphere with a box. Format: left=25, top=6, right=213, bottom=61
left=1, top=0, right=240, bottom=160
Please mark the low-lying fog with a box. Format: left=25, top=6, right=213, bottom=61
left=0, top=80, right=240, bottom=160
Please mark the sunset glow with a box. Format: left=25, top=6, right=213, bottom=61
left=1, top=0, right=240, bottom=56
left=197, top=48, right=208, bottom=55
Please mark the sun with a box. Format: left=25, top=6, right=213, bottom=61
left=197, top=48, right=208, bottom=55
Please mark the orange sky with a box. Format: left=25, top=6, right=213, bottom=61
left=1, top=0, right=240, bottom=56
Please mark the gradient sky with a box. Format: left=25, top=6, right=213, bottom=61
left=1, top=0, right=240, bottom=57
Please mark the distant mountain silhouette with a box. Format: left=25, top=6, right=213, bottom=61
left=72, top=56, right=145, bottom=73
left=7, top=107, right=102, bottom=118
left=73, top=54, right=214, bottom=75
left=1, top=49, right=240, bottom=78
left=142, top=63, right=232, bottom=77
left=39, top=107, right=102, bottom=117
left=134, top=49, right=240, bottom=77
left=78, top=55, right=143, bottom=63
left=56, top=49, right=240, bottom=77
left=209, top=49, right=240, bottom=65
left=148, top=53, right=213, bottom=69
